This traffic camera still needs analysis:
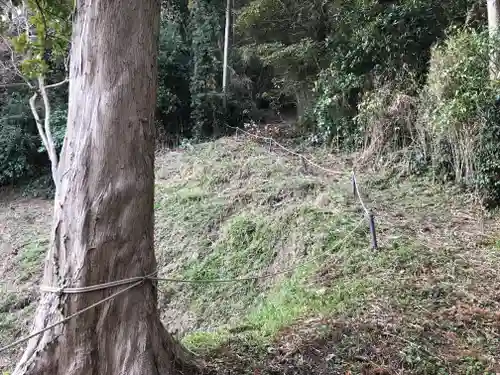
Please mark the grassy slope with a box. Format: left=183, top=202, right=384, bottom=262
left=1, top=136, right=500, bottom=374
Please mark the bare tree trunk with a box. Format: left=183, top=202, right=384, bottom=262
left=12, top=1, right=197, bottom=374
left=295, top=85, right=313, bottom=122
left=222, top=0, right=231, bottom=108
left=488, top=0, right=500, bottom=80
left=29, top=76, right=68, bottom=189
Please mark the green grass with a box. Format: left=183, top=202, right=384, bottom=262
left=153, top=139, right=500, bottom=374
left=1, top=137, right=500, bottom=374
left=17, top=239, right=48, bottom=281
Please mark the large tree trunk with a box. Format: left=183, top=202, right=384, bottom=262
left=12, top=1, right=197, bottom=374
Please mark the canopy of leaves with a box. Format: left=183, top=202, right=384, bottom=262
left=10, top=0, right=72, bottom=78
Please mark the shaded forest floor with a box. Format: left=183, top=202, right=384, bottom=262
left=1, top=134, right=500, bottom=374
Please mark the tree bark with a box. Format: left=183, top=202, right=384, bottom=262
left=12, top=1, right=197, bottom=374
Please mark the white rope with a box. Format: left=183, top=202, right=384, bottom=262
left=0, top=218, right=365, bottom=354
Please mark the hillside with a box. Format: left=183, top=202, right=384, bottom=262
left=1, top=135, right=500, bottom=374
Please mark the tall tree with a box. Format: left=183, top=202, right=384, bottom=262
left=12, top=1, right=196, bottom=374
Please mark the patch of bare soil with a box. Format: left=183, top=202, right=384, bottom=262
left=0, top=193, right=51, bottom=282
left=0, top=191, right=52, bottom=371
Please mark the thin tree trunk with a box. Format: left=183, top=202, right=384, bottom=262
left=488, top=0, right=500, bottom=80
left=13, top=1, right=197, bottom=374
left=222, top=0, right=231, bottom=108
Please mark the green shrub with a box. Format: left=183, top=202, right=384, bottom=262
left=0, top=122, right=36, bottom=184
left=419, top=27, right=500, bottom=205
left=38, top=102, right=67, bottom=154
left=235, top=0, right=329, bottom=119
left=308, top=0, right=471, bottom=149
left=0, top=88, right=67, bottom=186
left=311, top=68, right=364, bottom=149
left=0, top=92, right=40, bottom=184
left=476, top=97, right=500, bottom=207
left=421, top=27, right=489, bottom=183
left=189, top=0, right=256, bottom=139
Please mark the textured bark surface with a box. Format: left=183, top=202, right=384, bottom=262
left=12, top=1, right=196, bottom=374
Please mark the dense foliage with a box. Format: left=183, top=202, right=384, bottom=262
left=421, top=29, right=500, bottom=205
left=157, top=18, right=192, bottom=145
left=189, top=0, right=225, bottom=138
left=0, top=90, right=39, bottom=184
left=1, top=0, right=500, bottom=206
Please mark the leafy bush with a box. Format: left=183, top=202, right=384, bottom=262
left=308, top=0, right=473, bottom=148
left=327, top=0, right=470, bottom=81
left=0, top=122, right=36, bottom=184
left=421, top=28, right=489, bottom=183
left=311, top=68, right=364, bottom=149
left=477, top=100, right=500, bottom=207
left=419, top=27, right=500, bottom=205
left=0, top=92, right=40, bottom=184
left=230, top=50, right=274, bottom=121
left=38, top=102, right=67, bottom=153
left=235, top=0, right=330, bottom=121
left=0, top=88, right=68, bottom=186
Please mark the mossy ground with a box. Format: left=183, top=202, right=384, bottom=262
left=0, top=136, right=499, bottom=374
